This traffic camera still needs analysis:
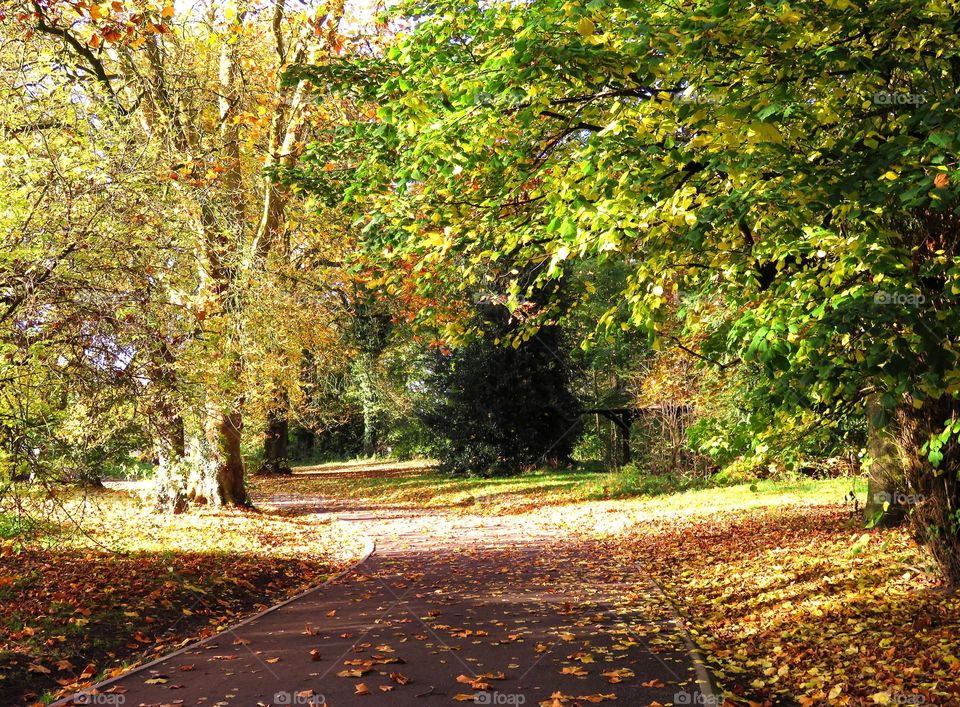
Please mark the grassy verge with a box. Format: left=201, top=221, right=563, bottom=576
left=255, top=458, right=861, bottom=517
left=252, top=459, right=724, bottom=514
left=0, top=487, right=364, bottom=705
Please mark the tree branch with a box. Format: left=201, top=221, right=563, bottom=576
left=31, top=3, right=127, bottom=116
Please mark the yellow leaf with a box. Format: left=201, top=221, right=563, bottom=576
left=337, top=669, right=368, bottom=677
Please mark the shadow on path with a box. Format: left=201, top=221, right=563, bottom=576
left=58, top=476, right=712, bottom=706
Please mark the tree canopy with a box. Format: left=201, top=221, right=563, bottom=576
left=290, top=0, right=960, bottom=581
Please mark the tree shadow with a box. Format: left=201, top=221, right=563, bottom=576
left=0, top=545, right=342, bottom=705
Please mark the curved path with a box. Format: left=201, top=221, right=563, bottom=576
left=57, top=494, right=715, bottom=707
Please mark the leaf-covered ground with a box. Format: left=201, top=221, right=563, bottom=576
left=274, top=462, right=959, bottom=704
left=626, top=506, right=957, bottom=705
left=539, top=493, right=959, bottom=705
left=8, top=465, right=958, bottom=706
left=0, top=487, right=365, bottom=704
left=63, top=490, right=708, bottom=707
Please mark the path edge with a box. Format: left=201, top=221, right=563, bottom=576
left=50, top=534, right=377, bottom=706
left=636, top=561, right=726, bottom=706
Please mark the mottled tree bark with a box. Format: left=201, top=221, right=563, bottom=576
left=213, top=410, right=248, bottom=506
left=891, top=397, right=960, bottom=586
left=863, top=395, right=909, bottom=528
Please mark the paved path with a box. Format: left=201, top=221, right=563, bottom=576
left=58, top=497, right=713, bottom=707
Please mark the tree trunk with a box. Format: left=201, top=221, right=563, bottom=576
left=153, top=415, right=189, bottom=513
left=212, top=410, right=248, bottom=506
left=156, top=414, right=185, bottom=470
left=890, top=396, right=960, bottom=586
left=190, top=34, right=248, bottom=508
left=258, top=406, right=292, bottom=475
left=620, top=423, right=632, bottom=465
left=863, top=395, right=909, bottom=527
left=354, top=351, right=379, bottom=457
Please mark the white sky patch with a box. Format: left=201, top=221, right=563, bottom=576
left=170, top=0, right=382, bottom=35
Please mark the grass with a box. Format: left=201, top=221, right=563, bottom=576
left=608, top=475, right=864, bottom=516
left=253, top=457, right=865, bottom=517
left=0, top=486, right=365, bottom=705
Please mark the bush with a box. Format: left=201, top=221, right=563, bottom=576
left=419, top=310, right=583, bottom=477
left=592, top=463, right=710, bottom=499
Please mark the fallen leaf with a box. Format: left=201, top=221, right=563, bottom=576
left=601, top=668, right=634, bottom=683
left=337, top=668, right=371, bottom=677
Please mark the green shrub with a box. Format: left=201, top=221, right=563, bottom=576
left=418, top=308, right=582, bottom=477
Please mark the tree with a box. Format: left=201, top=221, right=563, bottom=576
left=4, top=0, right=349, bottom=505
left=0, top=27, right=197, bottom=490
left=296, top=0, right=960, bottom=583
left=418, top=299, right=582, bottom=477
